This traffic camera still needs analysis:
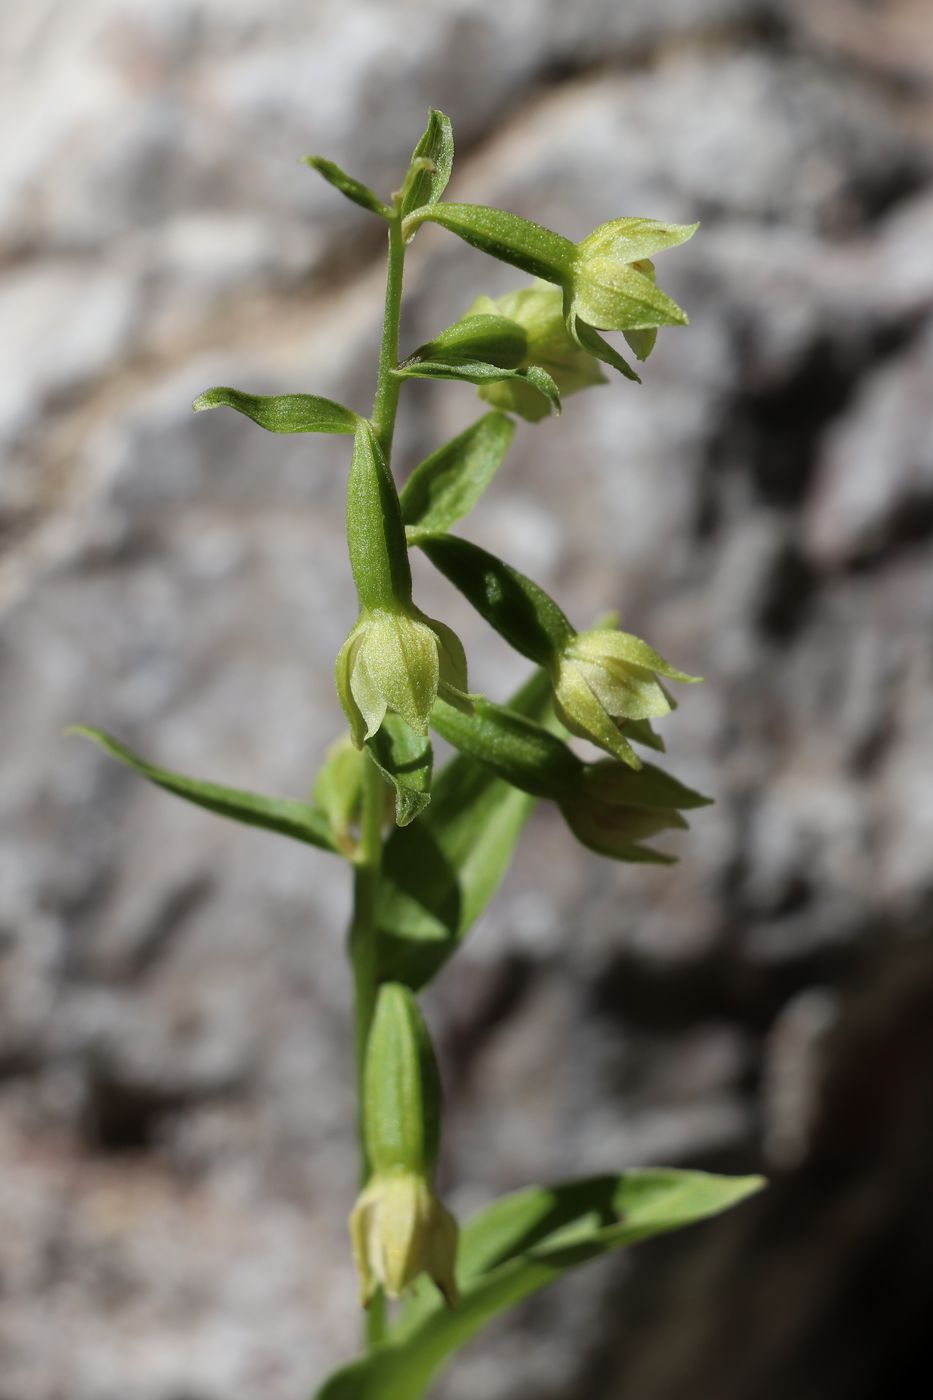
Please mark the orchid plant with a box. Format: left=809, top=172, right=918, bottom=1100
left=74, top=111, right=763, bottom=1398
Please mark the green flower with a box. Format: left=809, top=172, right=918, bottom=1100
left=559, top=794, right=688, bottom=864
left=559, top=757, right=712, bottom=864
left=335, top=606, right=469, bottom=748
left=350, top=1169, right=459, bottom=1308
left=565, top=217, right=698, bottom=379
left=351, top=982, right=459, bottom=1308
left=468, top=283, right=605, bottom=421
left=550, top=627, right=700, bottom=769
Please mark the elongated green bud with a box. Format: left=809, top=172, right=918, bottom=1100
left=350, top=984, right=459, bottom=1308
left=399, top=109, right=454, bottom=221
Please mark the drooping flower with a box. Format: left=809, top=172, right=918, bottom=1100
left=550, top=626, right=700, bottom=769
left=559, top=756, right=711, bottom=864
left=350, top=1169, right=459, bottom=1307
left=335, top=606, right=470, bottom=748
left=351, top=982, right=460, bottom=1308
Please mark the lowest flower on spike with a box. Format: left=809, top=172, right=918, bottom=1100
left=351, top=983, right=459, bottom=1308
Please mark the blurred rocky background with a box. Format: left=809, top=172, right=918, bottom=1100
left=2, top=1, right=932, bottom=1397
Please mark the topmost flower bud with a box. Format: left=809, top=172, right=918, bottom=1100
left=402, top=203, right=697, bottom=383
left=570, top=217, right=697, bottom=341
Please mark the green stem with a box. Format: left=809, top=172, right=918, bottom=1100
left=349, top=748, right=385, bottom=1176
left=371, top=213, right=405, bottom=463
left=347, top=212, right=407, bottom=1353
left=348, top=746, right=388, bottom=1349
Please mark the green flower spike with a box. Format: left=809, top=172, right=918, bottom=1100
left=336, top=607, right=469, bottom=749
left=551, top=627, right=701, bottom=770
left=350, top=983, right=459, bottom=1308
left=468, top=283, right=606, bottom=421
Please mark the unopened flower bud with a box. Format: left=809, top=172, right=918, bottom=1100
left=335, top=606, right=469, bottom=748
left=551, top=627, right=700, bottom=770
left=350, top=1170, right=459, bottom=1308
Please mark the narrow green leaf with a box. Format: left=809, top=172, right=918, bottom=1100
left=316, top=1170, right=765, bottom=1400
left=418, top=533, right=574, bottom=665
left=400, top=109, right=454, bottom=221
left=70, top=726, right=339, bottom=854
left=403, top=203, right=575, bottom=284
left=366, top=714, right=433, bottom=827
left=302, top=156, right=392, bottom=219
left=581, top=759, right=713, bottom=810
left=400, top=413, right=514, bottom=539
left=192, top=388, right=359, bottom=435
left=376, top=671, right=550, bottom=989
left=395, top=361, right=560, bottom=416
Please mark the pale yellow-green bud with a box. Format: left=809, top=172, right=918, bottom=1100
left=350, top=1170, right=459, bottom=1308
left=335, top=605, right=470, bottom=748
left=551, top=627, right=700, bottom=769
left=469, top=283, right=605, bottom=421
